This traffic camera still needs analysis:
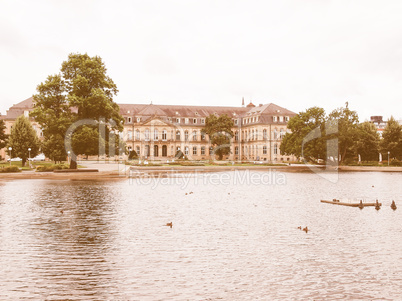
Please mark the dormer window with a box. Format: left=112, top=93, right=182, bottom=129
left=285, top=116, right=290, bottom=122
left=279, top=116, right=284, bottom=122
left=176, top=118, right=180, bottom=123
left=201, top=118, right=205, bottom=124
left=193, top=118, right=197, bottom=124
left=273, top=116, right=277, bottom=122
left=128, top=117, right=132, bottom=123
left=185, top=118, right=189, bottom=124
left=195, top=112, right=199, bottom=116
left=137, top=117, right=141, bottom=122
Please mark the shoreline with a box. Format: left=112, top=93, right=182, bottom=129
left=0, top=164, right=401, bottom=181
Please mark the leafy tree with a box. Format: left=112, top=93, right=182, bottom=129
left=7, top=116, right=40, bottom=167
left=381, top=116, right=402, bottom=160
left=32, top=53, right=124, bottom=169
left=354, top=122, right=380, bottom=161
left=327, top=103, right=359, bottom=163
left=128, top=149, right=138, bottom=160
left=281, top=107, right=326, bottom=162
left=202, top=114, right=234, bottom=160
left=0, top=119, right=7, bottom=151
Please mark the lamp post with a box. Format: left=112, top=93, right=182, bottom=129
left=28, top=148, right=31, bottom=161
left=67, top=151, right=71, bottom=164
left=8, top=147, right=12, bottom=166
left=388, top=151, right=390, bottom=166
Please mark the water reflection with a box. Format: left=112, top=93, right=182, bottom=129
left=0, top=172, right=402, bottom=300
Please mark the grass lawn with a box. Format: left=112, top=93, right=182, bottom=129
left=0, top=161, right=85, bottom=170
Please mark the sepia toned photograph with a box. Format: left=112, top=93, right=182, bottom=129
left=1, top=1, right=402, bottom=300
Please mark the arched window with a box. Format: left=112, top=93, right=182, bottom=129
left=185, top=130, right=189, bottom=141
left=145, top=145, right=150, bottom=157
left=263, top=145, right=267, bottom=154
left=235, top=146, right=239, bottom=155
left=263, top=129, right=267, bottom=140
left=274, top=143, right=278, bottom=155
left=154, top=145, right=159, bottom=157
left=154, top=129, right=159, bottom=141
left=251, top=129, right=254, bottom=140
left=145, top=129, right=150, bottom=141
left=255, top=129, right=258, bottom=140
left=127, top=131, right=132, bottom=140
left=201, top=146, right=205, bottom=155
left=192, top=146, right=197, bottom=155
left=176, top=130, right=181, bottom=141
left=273, top=129, right=278, bottom=140
left=235, top=131, right=239, bottom=141
left=184, top=146, right=189, bottom=155
left=136, top=129, right=140, bottom=140
left=162, top=145, right=167, bottom=156
left=162, top=130, right=167, bottom=141
left=192, top=130, right=197, bottom=141
left=280, top=129, right=285, bottom=139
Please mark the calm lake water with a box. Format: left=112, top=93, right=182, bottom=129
left=0, top=171, right=401, bottom=300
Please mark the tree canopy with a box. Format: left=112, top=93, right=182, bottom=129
left=32, top=53, right=125, bottom=168
left=202, top=114, right=234, bottom=160
left=353, top=122, right=380, bottom=161
left=381, top=116, right=402, bottom=160
left=0, top=119, right=7, bottom=152
left=7, top=116, right=40, bottom=167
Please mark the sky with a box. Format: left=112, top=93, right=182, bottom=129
left=1, top=0, right=402, bottom=121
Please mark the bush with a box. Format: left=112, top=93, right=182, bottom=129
left=128, top=150, right=138, bottom=160
left=36, top=164, right=69, bottom=172
left=390, top=159, right=402, bottom=167
left=0, top=166, right=21, bottom=173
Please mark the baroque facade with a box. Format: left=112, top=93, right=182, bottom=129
left=1, top=97, right=297, bottom=162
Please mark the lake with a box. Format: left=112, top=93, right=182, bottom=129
left=0, top=171, right=401, bottom=300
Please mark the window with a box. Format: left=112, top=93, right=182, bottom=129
left=263, top=129, right=267, bottom=140
left=263, top=146, right=267, bottom=154
left=127, top=131, right=133, bottom=140
left=162, top=130, right=167, bottom=141
left=279, top=116, right=284, bottom=122
left=234, top=119, right=238, bottom=125
left=145, top=145, right=150, bottom=157
left=251, top=130, right=254, bottom=140
left=137, top=117, right=141, bottom=123
left=201, top=146, right=205, bottom=155
left=184, top=146, right=189, bottom=155
left=136, top=146, right=140, bottom=155
left=176, top=130, right=181, bottom=141
left=255, top=129, right=258, bottom=140
left=184, top=130, right=189, bottom=141
left=128, top=117, right=132, bottom=123
left=192, top=130, right=197, bottom=141
left=285, top=116, right=289, bottom=122
left=235, top=146, right=239, bottom=155
left=201, top=132, right=206, bottom=141
left=136, top=130, right=140, bottom=140
left=274, top=129, right=278, bottom=140
left=193, top=118, right=197, bottom=124
left=235, top=131, right=239, bottom=141
left=209, top=146, right=214, bottom=155
left=193, top=146, right=197, bottom=155
left=154, top=145, right=159, bottom=156
left=280, top=129, right=285, bottom=139
left=273, top=116, right=277, bottom=122
left=145, top=129, right=150, bottom=141
left=154, top=129, right=159, bottom=141
left=162, top=145, right=167, bottom=156
left=185, top=118, right=189, bottom=124
left=274, top=144, right=278, bottom=155
left=201, top=118, right=205, bottom=124
left=176, top=118, right=180, bottom=123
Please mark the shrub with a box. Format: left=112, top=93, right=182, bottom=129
left=390, top=159, right=402, bottom=167
left=128, top=150, right=138, bottom=160
left=36, top=164, right=69, bottom=172
left=0, top=166, right=21, bottom=173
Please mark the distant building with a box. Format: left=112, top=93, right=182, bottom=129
left=1, top=97, right=297, bottom=162
left=370, top=116, right=387, bottom=137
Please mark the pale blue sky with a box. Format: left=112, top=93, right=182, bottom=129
left=1, top=0, right=402, bottom=121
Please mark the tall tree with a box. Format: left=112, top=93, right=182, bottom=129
left=7, top=116, right=40, bottom=167
left=381, top=116, right=402, bottom=160
left=202, top=114, right=234, bottom=160
left=354, top=122, right=380, bottom=161
left=31, top=74, right=71, bottom=163
left=280, top=107, right=327, bottom=162
left=32, top=53, right=124, bottom=169
left=0, top=119, right=7, bottom=151
left=327, top=103, right=359, bottom=163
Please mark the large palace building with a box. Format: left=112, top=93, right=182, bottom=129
left=1, top=97, right=297, bottom=162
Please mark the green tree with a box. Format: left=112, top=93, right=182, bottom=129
left=354, top=122, right=380, bottom=162
left=381, top=116, right=402, bottom=160
left=32, top=53, right=124, bottom=169
left=327, top=103, right=359, bottom=163
left=7, top=116, right=40, bottom=167
left=280, top=107, right=326, bottom=162
left=31, top=74, right=72, bottom=163
left=202, top=114, right=234, bottom=160
left=0, top=119, right=7, bottom=151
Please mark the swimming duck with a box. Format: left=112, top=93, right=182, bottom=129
left=303, top=227, right=308, bottom=233
left=166, top=222, right=173, bottom=228
left=391, top=200, right=397, bottom=210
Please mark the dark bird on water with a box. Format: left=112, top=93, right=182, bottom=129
left=166, top=222, right=173, bottom=228
left=391, top=200, right=397, bottom=210
left=297, top=226, right=302, bottom=229
left=303, top=227, right=308, bottom=233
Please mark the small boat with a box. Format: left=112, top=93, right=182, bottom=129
left=321, top=199, right=382, bottom=207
